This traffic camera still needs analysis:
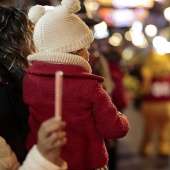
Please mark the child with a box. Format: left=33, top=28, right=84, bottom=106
left=23, top=0, right=130, bottom=169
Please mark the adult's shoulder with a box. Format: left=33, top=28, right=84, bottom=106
left=0, top=72, right=15, bottom=118
left=0, top=79, right=11, bottom=103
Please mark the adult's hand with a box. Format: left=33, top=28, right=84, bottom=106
left=37, top=117, right=67, bottom=166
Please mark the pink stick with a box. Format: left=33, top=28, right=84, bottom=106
left=55, top=71, right=63, bottom=119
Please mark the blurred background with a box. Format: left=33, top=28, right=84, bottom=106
left=1, top=0, right=170, bottom=169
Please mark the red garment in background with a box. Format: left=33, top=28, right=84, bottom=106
left=108, top=62, right=127, bottom=111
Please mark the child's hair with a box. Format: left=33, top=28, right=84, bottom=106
left=0, top=5, right=35, bottom=69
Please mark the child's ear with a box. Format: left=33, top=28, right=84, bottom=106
left=72, top=49, right=84, bottom=56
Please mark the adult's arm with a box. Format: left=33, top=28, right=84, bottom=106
left=0, top=137, right=67, bottom=170
left=0, top=86, right=27, bottom=163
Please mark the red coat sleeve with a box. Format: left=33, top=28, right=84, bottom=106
left=90, top=81, right=130, bottom=139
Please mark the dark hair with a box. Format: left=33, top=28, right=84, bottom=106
left=0, top=5, right=35, bottom=69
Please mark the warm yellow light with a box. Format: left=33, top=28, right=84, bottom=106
left=122, top=48, right=134, bottom=60
left=84, top=1, right=100, bottom=12
left=145, top=24, right=157, bottom=37
left=131, top=31, right=148, bottom=48
left=152, top=36, right=170, bottom=54
left=164, top=7, right=170, bottom=22
left=109, top=33, right=122, bottom=46
left=125, top=31, right=132, bottom=41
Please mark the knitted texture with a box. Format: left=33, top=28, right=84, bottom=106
left=27, top=52, right=92, bottom=72
left=28, top=0, right=94, bottom=61
left=28, top=5, right=46, bottom=24
left=23, top=61, right=130, bottom=169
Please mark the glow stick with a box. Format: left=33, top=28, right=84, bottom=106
left=55, top=71, right=63, bottom=119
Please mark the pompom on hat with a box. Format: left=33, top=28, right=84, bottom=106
left=28, top=0, right=94, bottom=55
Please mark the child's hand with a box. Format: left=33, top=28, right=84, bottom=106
left=37, top=117, right=67, bottom=166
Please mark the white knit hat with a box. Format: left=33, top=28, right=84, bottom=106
left=28, top=0, right=94, bottom=53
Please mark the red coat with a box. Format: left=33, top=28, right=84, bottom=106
left=23, top=61, right=129, bottom=169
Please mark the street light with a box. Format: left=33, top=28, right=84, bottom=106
left=163, top=7, right=170, bottom=41
left=164, top=7, right=170, bottom=22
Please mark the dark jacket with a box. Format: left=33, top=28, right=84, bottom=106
left=0, top=62, right=29, bottom=163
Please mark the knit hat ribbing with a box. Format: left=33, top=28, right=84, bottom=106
left=28, top=0, right=94, bottom=54
left=28, top=52, right=92, bottom=72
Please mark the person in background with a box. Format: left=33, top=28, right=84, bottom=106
left=99, top=43, right=128, bottom=170
left=23, top=0, right=130, bottom=169
left=139, top=52, right=170, bottom=158
left=0, top=5, right=67, bottom=170
left=106, top=49, right=128, bottom=170
left=105, top=49, right=127, bottom=112
left=88, top=41, right=114, bottom=97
